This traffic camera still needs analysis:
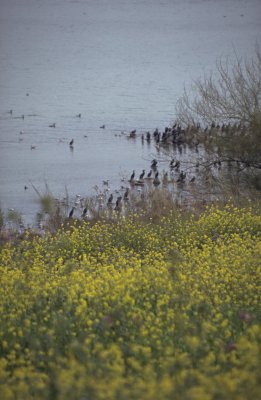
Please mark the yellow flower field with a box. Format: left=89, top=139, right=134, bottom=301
left=0, top=204, right=260, bottom=399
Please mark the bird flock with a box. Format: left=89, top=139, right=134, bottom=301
left=7, top=108, right=241, bottom=222
left=65, top=153, right=197, bottom=220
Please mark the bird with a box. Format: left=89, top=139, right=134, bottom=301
left=115, top=196, right=122, bottom=211
left=68, top=207, right=75, bottom=218
left=139, top=169, right=145, bottom=179
left=129, top=129, right=136, bottom=138
left=107, top=194, right=113, bottom=205
left=147, top=170, right=152, bottom=178
left=151, top=159, right=158, bottom=169
left=77, top=113, right=81, bottom=118
left=24, top=185, right=28, bottom=190
left=100, top=124, right=105, bottom=129
left=115, top=196, right=122, bottom=206
left=190, top=176, right=196, bottom=183
left=81, top=207, right=88, bottom=218
left=49, top=123, right=56, bottom=128
left=124, top=188, right=129, bottom=201
left=174, top=161, right=180, bottom=170
left=130, top=170, right=135, bottom=181
left=177, top=171, right=186, bottom=183
left=170, top=159, right=175, bottom=167
left=155, top=171, right=159, bottom=178
left=69, top=139, right=74, bottom=146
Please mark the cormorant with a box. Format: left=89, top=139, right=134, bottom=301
left=151, top=159, right=157, bottom=169
left=124, top=188, right=129, bottom=200
left=139, top=169, right=145, bottom=179
left=68, top=207, right=74, bottom=218
left=115, top=196, right=122, bottom=207
left=81, top=207, right=88, bottom=217
left=115, top=196, right=122, bottom=211
left=177, top=171, right=186, bottom=183
left=107, top=194, right=113, bottom=205
left=130, top=170, right=135, bottom=180
left=170, top=159, right=175, bottom=167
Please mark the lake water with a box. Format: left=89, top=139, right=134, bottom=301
left=0, top=0, right=260, bottom=225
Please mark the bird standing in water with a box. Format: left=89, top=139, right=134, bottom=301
left=151, top=159, right=157, bottom=169
left=81, top=207, right=87, bottom=218
left=139, top=169, right=145, bottom=179
left=69, top=207, right=75, bottom=218
left=115, top=196, right=122, bottom=211
left=69, top=139, right=74, bottom=147
left=130, top=170, right=135, bottom=181
left=124, top=188, right=129, bottom=201
left=107, top=194, right=113, bottom=205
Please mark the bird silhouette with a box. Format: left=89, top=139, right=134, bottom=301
left=115, top=196, right=122, bottom=211
left=68, top=207, right=75, bottom=218
left=139, top=169, right=145, bottom=179
left=130, top=170, right=135, bottom=180
left=177, top=171, right=186, bottom=183
left=115, top=196, right=122, bottom=206
left=124, top=188, right=129, bottom=200
left=81, top=207, right=87, bottom=217
left=151, top=159, right=158, bottom=169
left=107, top=194, right=113, bottom=205
left=69, top=139, right=74, bottom=146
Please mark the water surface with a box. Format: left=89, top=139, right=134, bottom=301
left=0, top=0, right=260, bottom=224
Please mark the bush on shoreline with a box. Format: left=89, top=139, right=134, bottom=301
left=0, top=202, right=260, bottom=399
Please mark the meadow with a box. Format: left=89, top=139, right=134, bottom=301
left=0, top=202, right=260, bottom=399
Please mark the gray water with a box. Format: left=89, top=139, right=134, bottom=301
left=0, top=0, right=260, bottom=225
